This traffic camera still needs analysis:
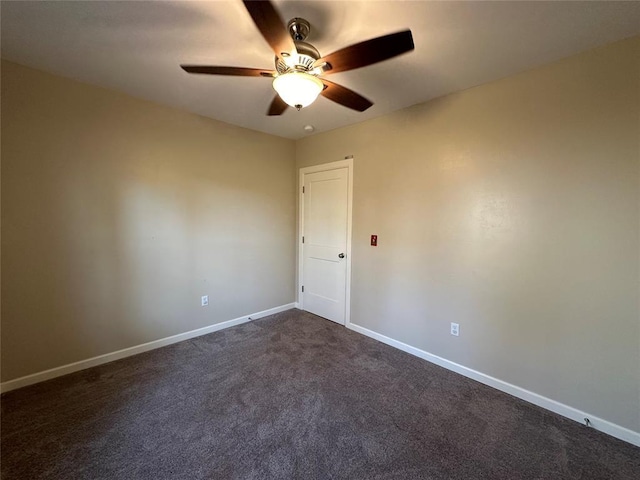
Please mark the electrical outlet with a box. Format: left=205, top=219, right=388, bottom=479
left=201, top=295, right=209, bottom=307
left=450, top=322, right=459, bottom=336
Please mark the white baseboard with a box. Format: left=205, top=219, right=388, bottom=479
left=0, top=303, right=296, bottom=394
left=346, top=321, right=640, bottom=448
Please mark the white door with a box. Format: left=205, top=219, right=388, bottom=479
left=301, top=166, right=350, bottom=324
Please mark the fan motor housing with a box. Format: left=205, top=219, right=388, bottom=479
left=275, top=18, right=321, bottom=74
left=276, top=40, right=320, bottom=74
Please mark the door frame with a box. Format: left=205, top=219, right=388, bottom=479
left=298, top=158, right=353, bottom=326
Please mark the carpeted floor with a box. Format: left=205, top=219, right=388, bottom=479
left=1, top=309, right=639, bottom=479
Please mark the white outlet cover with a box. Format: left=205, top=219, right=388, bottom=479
left=451, top=323, right=460, bottom=336
left=201, top=295, right=209, bottom=307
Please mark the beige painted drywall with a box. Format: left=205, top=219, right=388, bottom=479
left=297, top=37, right=640, bottom=432
left=1, top=61, right=296, bottom=381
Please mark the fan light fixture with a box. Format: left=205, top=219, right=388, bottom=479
left=180, top=2, right=415, bottom=116
left=272, top=71, right=323, bottom=110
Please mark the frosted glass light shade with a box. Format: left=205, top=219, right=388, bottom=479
left=272, top=72, right=323, bottom=109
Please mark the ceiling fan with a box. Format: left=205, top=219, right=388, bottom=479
left=181, top=0, right=415, bottom=116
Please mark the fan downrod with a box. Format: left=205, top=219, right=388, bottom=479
left=288, top=18, right=311, bottom=41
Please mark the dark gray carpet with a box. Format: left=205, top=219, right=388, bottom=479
left=2, top=309, right=639, bottom=479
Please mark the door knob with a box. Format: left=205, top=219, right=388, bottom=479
left=338, top=253, right=345, bottom=259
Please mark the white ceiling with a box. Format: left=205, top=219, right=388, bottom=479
left=2, top=1, right=639, bottom=140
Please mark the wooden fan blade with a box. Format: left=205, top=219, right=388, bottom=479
left=242, top=0, right=296, bottom=59
left=321, top=80, right=373, bottom=112
left=181, top=66, right=276, bottom=77
left=315, top=30, right=414, bottom=74
left=267, top=95, right=289, bottom=116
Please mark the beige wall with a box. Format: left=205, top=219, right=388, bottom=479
left=1, top=61, right=296, bottom=381
left=297, top=37, right=640, bottom=432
